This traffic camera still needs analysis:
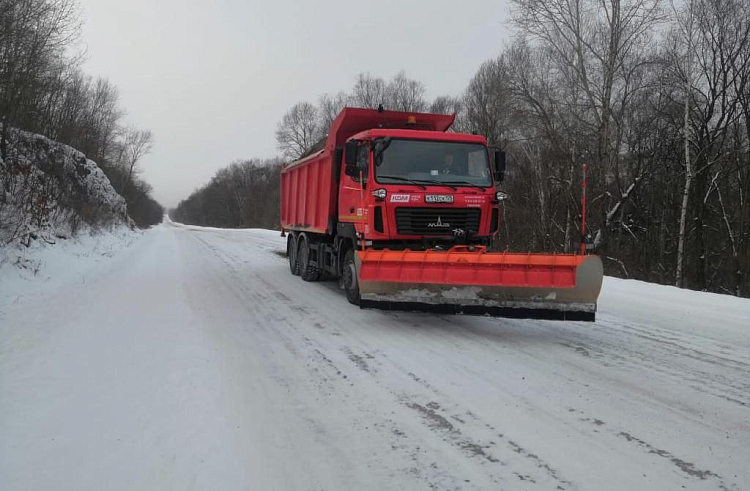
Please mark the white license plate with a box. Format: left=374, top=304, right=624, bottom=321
left=425, top=195, right=454, bottom=203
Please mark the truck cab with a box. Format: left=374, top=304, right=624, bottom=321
left=339, top=127, right=506, bottom=251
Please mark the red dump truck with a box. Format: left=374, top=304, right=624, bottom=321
left=280, top=107, right=603, bottom=320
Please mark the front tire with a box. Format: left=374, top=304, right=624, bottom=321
left=342, top=249, right=360, bottom=305
left=299, top=237, right=321, bottom=282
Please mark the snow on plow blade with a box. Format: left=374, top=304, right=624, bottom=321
left=356, top=246, right=604, bottom=321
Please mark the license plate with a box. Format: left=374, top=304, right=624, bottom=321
left=425, top=195, right=454, bottom=203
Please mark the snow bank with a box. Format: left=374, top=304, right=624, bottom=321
left=0, top=225, right=141, bottom=312
left=0, top=127, right=128, bottom=246
left=599, top=275, right=750, bottom=344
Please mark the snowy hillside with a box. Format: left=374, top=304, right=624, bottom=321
left=0, top=127, right=128, bottom=247
left=1, top=220, right=748, bottom=491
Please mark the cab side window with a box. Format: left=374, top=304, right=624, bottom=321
left=468, top=148, right=490, bottom=179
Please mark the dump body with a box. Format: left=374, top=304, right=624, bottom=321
left=280, top=107, right=603, bottom=321
left=280, top=149, right=336, bottom=234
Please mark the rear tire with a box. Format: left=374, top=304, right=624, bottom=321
left=299, top=237, right=321, bottom=282
left=342, top=249, right=360, bottom=305
left=288, top=234, right=300, bottom=276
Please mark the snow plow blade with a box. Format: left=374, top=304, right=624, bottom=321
left=356, top=247, right=603, bottom=321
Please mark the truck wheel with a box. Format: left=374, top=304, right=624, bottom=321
left=288, top=234, right=300, bottom=276
left=299, top=237, right=321, bottom=282
left=342, top=249, right=360, bottom=305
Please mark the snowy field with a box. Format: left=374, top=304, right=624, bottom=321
left=1, top=219, right=748, bottom=491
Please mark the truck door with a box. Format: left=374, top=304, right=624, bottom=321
left=338, top=143, right=370, bottom=230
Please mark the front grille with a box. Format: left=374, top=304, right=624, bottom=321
left=395, top=207, right=481, bottom=236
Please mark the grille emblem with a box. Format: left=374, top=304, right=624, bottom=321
left=428, top=216, right=451, bottom=228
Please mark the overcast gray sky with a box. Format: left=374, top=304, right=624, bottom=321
left=77, top=0, right=510, bottom=208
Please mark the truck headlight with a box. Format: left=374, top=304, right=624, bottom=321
left=496, top=191, right=508, bottom=201
left=372, top=188, right=387, bottom=200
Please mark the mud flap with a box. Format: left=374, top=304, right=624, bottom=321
left=356, top=247, right=604, bottom=321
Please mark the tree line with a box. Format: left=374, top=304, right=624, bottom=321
left=175, top=0, right=749, bottom=297
left=0, top=0, right=163, bottom=231
left=170, top=158, right=283, bottom=230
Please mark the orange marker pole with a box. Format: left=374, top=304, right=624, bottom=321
left=359, top=170, right=365, bottom=252
left=581, top=162, right=587, bottom=256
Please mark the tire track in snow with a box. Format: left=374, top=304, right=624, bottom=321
left=185, top=230, right=476, bottom=490
left=555, top=322, right=750, bottom=408
left=568, top=407, right=737, bottom=491
left=185, top=227, right=579, bottom=490
left=179, top=224, right=749, bottom=491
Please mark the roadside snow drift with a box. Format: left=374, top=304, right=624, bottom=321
left=1, top=219, right=748, bottom=491
left=0, top=127, right=128, bottom=246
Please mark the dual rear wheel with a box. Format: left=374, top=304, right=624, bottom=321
left=287, top=233, right=359, bottom=304
left=297, top=236, right=321, bottom=282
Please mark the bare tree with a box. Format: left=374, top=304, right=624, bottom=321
left=349, top=73, right=387, bottom=108
left=430, top=95, right=463, bottom=115
left=317, top=92, right=348, bottom=130
left=674, top=0, right=696, bottom=288
left=462, top=58, right=512, bottom=147
left=0, top=0, right=163, bottom=234
left=669, top=0, right=750, bottom=288
left=275, top=101, right=320, bottom=159
left=121, top=127, right=153, bottom=194
left=431, top=95, right=467, bottom=132
left=0, top=0, right=82, bottom=160
left=511, top=0, right=666, bottom=250
left=384, top=71, right=427, bottom=112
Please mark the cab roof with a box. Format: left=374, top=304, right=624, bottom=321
left=351, top=128, right=488, bottom=145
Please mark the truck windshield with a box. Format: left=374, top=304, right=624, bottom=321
left=375, top=139, right=492, bottom=187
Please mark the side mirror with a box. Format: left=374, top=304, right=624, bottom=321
left=494, top=150, right=506, bottom=183
left=344, top=140, right=359, bottom=177
left=345, top=140, right=358, bottom=165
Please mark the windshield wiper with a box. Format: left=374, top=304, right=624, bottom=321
left=441, top=180, right=488, bottom=191
left=427, top=183, right=458, bottom=190
left=377, top=175, right=427, bottom=190
left=378, top=175, right=461, bottom=191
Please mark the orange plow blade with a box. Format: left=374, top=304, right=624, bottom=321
left=356, top=246, right=603, bottom=321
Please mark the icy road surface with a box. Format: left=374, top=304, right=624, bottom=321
left=1, top=220, right=749, bottom=491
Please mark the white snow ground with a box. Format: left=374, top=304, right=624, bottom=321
left=1, top=218, right=748, bottom=491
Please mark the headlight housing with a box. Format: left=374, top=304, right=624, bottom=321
left=496, top=191, right=509, bottom=201
left=372, top=188, right=387, bottom=200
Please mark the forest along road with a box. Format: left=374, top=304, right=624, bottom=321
left=1, top=220, right=749, bottom=491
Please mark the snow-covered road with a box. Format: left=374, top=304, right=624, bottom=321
left=2, top=220, right=748, bottom=490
